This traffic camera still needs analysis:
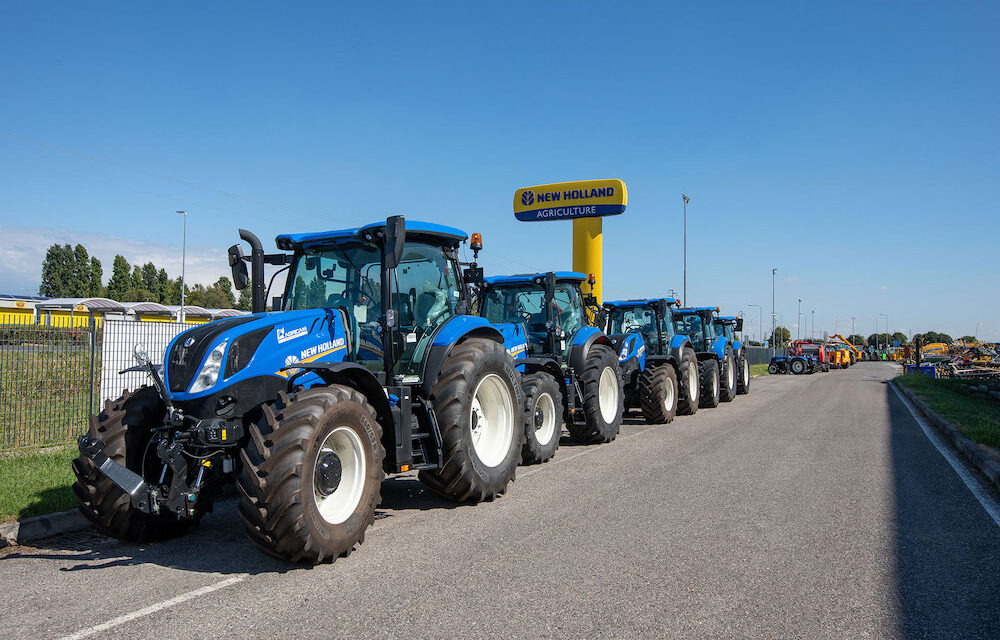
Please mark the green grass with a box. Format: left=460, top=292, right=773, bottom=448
left=0, top=446, right=79, bottom=522
left=896, top=374, right=1000, bottom=449
left=750, top=363, right=770, bottom=377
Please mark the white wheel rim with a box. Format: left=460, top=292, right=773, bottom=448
left=313, top=426, right=366, bottom=525
left=727, top=357, right=735, bottom=388
left=663, top=375, right=675, bottom=415
left=712, top=368, right=719, bottom=396
left=688, top=363, right=698, bottom=399
left=598, top=366, right=618, bottom=423
left=743, top=359, right=749, bottom=381
left=533, top=392, right=557, bottom=446
left=470, top=373, right=515, bottom=468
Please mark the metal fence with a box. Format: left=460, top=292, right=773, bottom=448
left=0, top=317, right=194, bottom=451
left=745, top=345, right=780, bottom=365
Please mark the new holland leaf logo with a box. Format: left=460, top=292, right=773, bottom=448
left=521, top=190, right=535, bottom=206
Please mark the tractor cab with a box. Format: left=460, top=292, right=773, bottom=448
left=604, top=298, right=677, bottom=358
left=479, top=272, right=594, bottom=358
left=712, top=316, right=743, bottom=345
left=672, top=307, right=720, bottom=354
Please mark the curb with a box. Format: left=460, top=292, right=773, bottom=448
left=891, top=379, right=1000, bottom=489
left=0, top=508, right=89, bottom=548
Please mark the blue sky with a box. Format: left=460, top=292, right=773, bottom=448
left=1, top=2, right=997, bottom=340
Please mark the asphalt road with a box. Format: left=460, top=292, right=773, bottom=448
left=3, top=362, right=999, bottom=639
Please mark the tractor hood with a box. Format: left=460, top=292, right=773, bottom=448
left=163, top=309, right=349, bottom=399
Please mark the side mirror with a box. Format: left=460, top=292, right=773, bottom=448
left=271, top=296, right=283, bottom=311
left=228, top=244, right=249, bottom=290
left=583, top=295, right=598, bottom=307
left=385, top=215, right=406, bottom=269
left=735, top=318, right=744, bottom=332
left=463, top=266, right=484, bottom=284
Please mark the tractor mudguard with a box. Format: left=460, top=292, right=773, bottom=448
left=418, top=315, right=506, bottom=396
left=568, top=326, right=614, bottom=373
left=284, top=361, right=392, bottom=430
left=668, top=334, right=692, bottom=368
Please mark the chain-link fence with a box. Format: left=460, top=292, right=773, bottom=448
left=0, top=317, right=194, bottom=451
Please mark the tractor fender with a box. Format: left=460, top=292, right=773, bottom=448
left=517, top=356, right=567, bottom=397
left=668, top=335, right=692, bottom=369
left=568, top=326, right=614, bottom=373
left=286, top=361, right=391, bottom=433
left=419, top=315, right=505, bottom=396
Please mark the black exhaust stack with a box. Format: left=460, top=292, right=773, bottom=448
left=239, top=229, right=266, bottom=313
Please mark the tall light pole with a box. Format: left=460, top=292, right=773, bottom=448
left=748, top=303, right=762, bottom=344
left=797, top=299, right=802, bottom=341
left=976, top=321, right=982, bottom=340
left=851, top=316, right=856, bottom=338
left=811, top=309, right=815, bottom=340
left=771, top=268, right=777, bottom=356
left=177, top=210, right=187, bottom=322
left=682, top=194, right=689, bottom=306
left=881, top=312, right=888, bottom=346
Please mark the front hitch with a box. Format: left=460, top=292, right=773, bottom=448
left=77, top=435, right=156, bottom=513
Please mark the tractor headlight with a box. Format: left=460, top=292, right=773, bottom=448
left=189, top=341, right=228, bottom=393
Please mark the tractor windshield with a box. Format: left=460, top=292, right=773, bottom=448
left=675, top=312, right=713, bottom=352
left=481, top=280, right=583, bottom=356
left=286, top=242, right=384, bottom=363
left=607, top=306, right=670, bottom=355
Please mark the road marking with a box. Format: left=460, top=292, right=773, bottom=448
left=892, top=383, right=1000, bottom=529
left=519, top=425, right=659, bottom=479
left=57, top=575, right=246, bottom=640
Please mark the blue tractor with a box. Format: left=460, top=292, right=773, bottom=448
left=478, top=272, right=623, bottom=464
left=671, top=306, right=738, bottom=408
left=72, top=216, right=529, bottom=564
left=602, top=298, right=701, bottom=423
left=712, top=315, right=750, bottom=395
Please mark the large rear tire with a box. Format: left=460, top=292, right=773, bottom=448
left=720, top=346, right=737, bottom=402
left=71, top=387, right=196, bottom=542
left=567, top=344, right=623, bottom=444
left=238, top=385, right=384, bottom=564
left=790, top=358, right=806, bottom=375
left=736, top=354, right=750, bottom=394
left=419, top=338, right=525, bottom=502
left=520, top=372, right=563, bottom=464
left=677, top=347, right=700, bottom=415
left=637, top=364, right=678, bottom=425
left=698, top=359, right=721, bottom=408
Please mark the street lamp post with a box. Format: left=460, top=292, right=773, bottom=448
left=851, top=316, right=856, bottom=338
left=881, top=312, right=888, bottom=347
left=976, top=321, right=982, bottom=340
left=682, top=194, right=689, bottom=306
left=177, top=210, right=187, bottom=323
left=771, top=268, right=777, bottom=357
left=797, top=299, right=802, bottom=341
left=811, top=309, right=815, bottom=340
left=748, top=304, right=762, bottom=345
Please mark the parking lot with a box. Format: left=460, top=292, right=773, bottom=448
left=3, top=362, right=999, bottom=640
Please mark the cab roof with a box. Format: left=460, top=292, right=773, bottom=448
left=714, top=316, right=739, bottom=323
left=276, top=220, right=467, bottom=250
left=604, top=297, right=678, bottom=308
left=484, top=272, right=586, bottom=286
left=674, top=307, right=720, bottom=314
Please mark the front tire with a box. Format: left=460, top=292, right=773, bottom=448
left=638, top=364, right=678, bottom=425
left=568, top=344, right=623, bottom=444
left=419, top=338, right=525, bottom=501
left=698, top=359, right=721, bottom=408
left=521, top=372, right=563, bottom=464
left=767, top=363, right=779, bottom=375
left=720, top=347, right=737, bottom=402
left=736, top=354, right=750, bottom=394
left=238, top=385, right=384, bottom=564
left=677, top=347, right=700, bottom=415
left=72, top=387, right=197, bottom=542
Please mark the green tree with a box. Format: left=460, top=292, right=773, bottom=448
left=141, top=262, right=160, bottom=302
left=39, top=244, right=71, bottom=297
left=105, top=255, right=132, bottom=301
left=89, top=257, right=104, bottom=297
left=236, top=285, right=253, bottom=311
left=156, top=269, right=171, bottom=304
left=770, top=326, right=791, bottom=346
left=69, top=244, right=91, bottom=296
left=960, top=335, right=977, bottom=342
left=891, top=331, right=907, bottom=345
left=847, top=334, right=866, bottom=346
